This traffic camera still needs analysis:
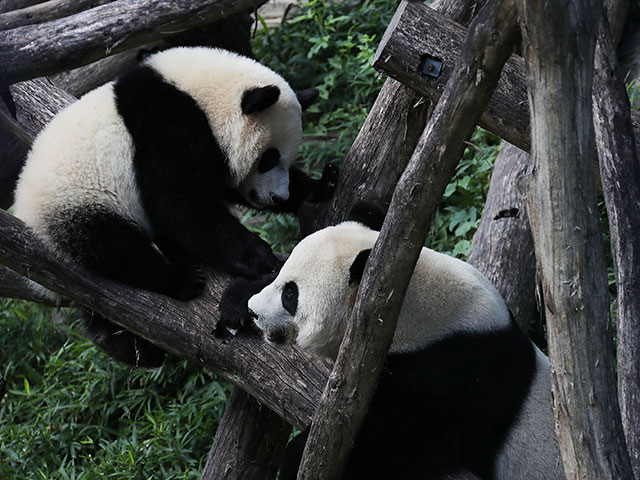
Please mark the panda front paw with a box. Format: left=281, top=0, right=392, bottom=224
left=216, top=275, right=274, bottom=337
left=312, top=163, right=339, bottom=202
left=167, top=264, right=207, bottom=301
left=242, top=234, right=281, bottom=276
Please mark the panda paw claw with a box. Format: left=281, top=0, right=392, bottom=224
left=314, top=163, right=339, bottom=202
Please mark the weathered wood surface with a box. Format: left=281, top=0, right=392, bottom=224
left=593, top=16, right=640, bottom=479
left=371, top=2, right=640, bottom=159
left=0, top=0, right=266, bottom=86
left=0, top=0, right=114, bottom=30
left=0, top=0, right=45, bottom=13
left=516, top=0, right=634, bottom=476
left=296, top=0, right=518, bottom=477
left=201, top=387, right=292, bottom=480
left=467, top=142, right=537, bottom=335
left=0, top=209, right=330, bottom=430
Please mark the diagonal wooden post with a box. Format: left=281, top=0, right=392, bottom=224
left=296, top=0, right=519, bottom=477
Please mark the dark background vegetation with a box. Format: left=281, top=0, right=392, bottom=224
left=1, top=0, right=638, bottom=477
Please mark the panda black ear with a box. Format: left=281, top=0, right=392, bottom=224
left=242, top=85, right=280, bottom=114
left=348, top=201, right=386, bottom=231
left=349, top=249, right=372, bottom=285
left=295, top=88, right=319, bottom=111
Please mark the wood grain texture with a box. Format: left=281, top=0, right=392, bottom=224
left=202, top=387, right=291, bottom=480
left=592, top=16, right=640, bottom=479
left=0, top=0, right=265, bottom=86
left=0, top=0, right=113, bottom=30
left=372, top=2, right=640, bottom=160
left=296, top=0, right=518, bottom=477
left=467, top=142, right=537, bottom=335
left=0, top=0, right=45, bottom=13
left=516, top=0, right=635, bottom=477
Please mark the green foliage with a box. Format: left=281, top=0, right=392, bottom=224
left=0, top=299, right=229, bottom=479
left=426, top=129, right=501, bottom=258
left=249, top=0, right=397, bottom=252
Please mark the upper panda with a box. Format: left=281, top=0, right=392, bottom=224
left=13, top=47, right=336, bottom=367
left=245, top=206, right=564, bottom=479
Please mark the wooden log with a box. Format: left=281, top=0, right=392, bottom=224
left=201, top=387, right=292, bottom=480
left=296, top=0, right=518, bottom=477
left=0, top=0, right=266, bottom=86
left=467, top=142, right=537, bottom=336
left=0, top=208, right=329, bottom=430
left=51, top=11, right=253, bottom=97
left=592, top=16, right=640, bottom=478
left=0, top=0, right=45, bottom=14
left=371, top=1, right=640, bottom=159
left=0, top=0, right=114, bottom=30
left=516, top=0, right=634, bottom=476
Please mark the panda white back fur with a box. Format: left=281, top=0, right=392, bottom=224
left=13, top=47, right=336, bottom=367
left=248, top=219, right=564, bottom=479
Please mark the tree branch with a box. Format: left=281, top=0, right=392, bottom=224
left=592, top=15, right=640, bottom=478
left=516, top=0, right=634, bottom=476
left=0, top=0, right=266, bottom=86
left=0, top=0, right=114, bottom=30
left=296, top=0, right=518, bottom=477
left=0, top=209, right=329, bottom=430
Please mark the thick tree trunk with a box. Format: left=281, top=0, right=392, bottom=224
left=516, top=0, right=634, bottom=477
left=201, top=387, right=292, bottom=480
left=592, top=16, right=640, bottom=478
left=467, top=142, right=537, bottom=335
left=296, top=0, right=518, bottom=477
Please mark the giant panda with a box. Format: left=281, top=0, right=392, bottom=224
left=13, top=46, right=337, bottom=367
left=243, top=205, right=564, bottom=480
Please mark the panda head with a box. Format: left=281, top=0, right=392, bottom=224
left=247, top=203, right=384, bottom=358
left=145, top=47, right=318, bottom=208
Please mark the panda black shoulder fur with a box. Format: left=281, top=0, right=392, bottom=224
left=13, top=46, right=337, bottom=367
left=246, top=204, right=564, bottom=480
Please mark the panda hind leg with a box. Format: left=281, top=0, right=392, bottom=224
left=48, top=205, right=205, bottom=300
left=48, top=206, right=204, bottom=368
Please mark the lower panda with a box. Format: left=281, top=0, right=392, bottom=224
left=13, top=47, right=336, bottom=367
left=243, top=205, right=565, bottom=479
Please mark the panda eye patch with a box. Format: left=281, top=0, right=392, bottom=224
left=258, top=148, right=280, bottom=173
left=281, top=281, right=298, bottom=316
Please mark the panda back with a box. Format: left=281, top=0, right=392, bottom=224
left=13, top=83, right=147, bottom=237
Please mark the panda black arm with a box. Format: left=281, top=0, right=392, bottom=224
left=115, top=65, right=279, bottom=278
left=217, top=272, right=277, bottom=335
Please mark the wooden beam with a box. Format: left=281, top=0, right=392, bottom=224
left=0, top=0, right=265, bottom=86
left=372, top=1, right=640, bottom=159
